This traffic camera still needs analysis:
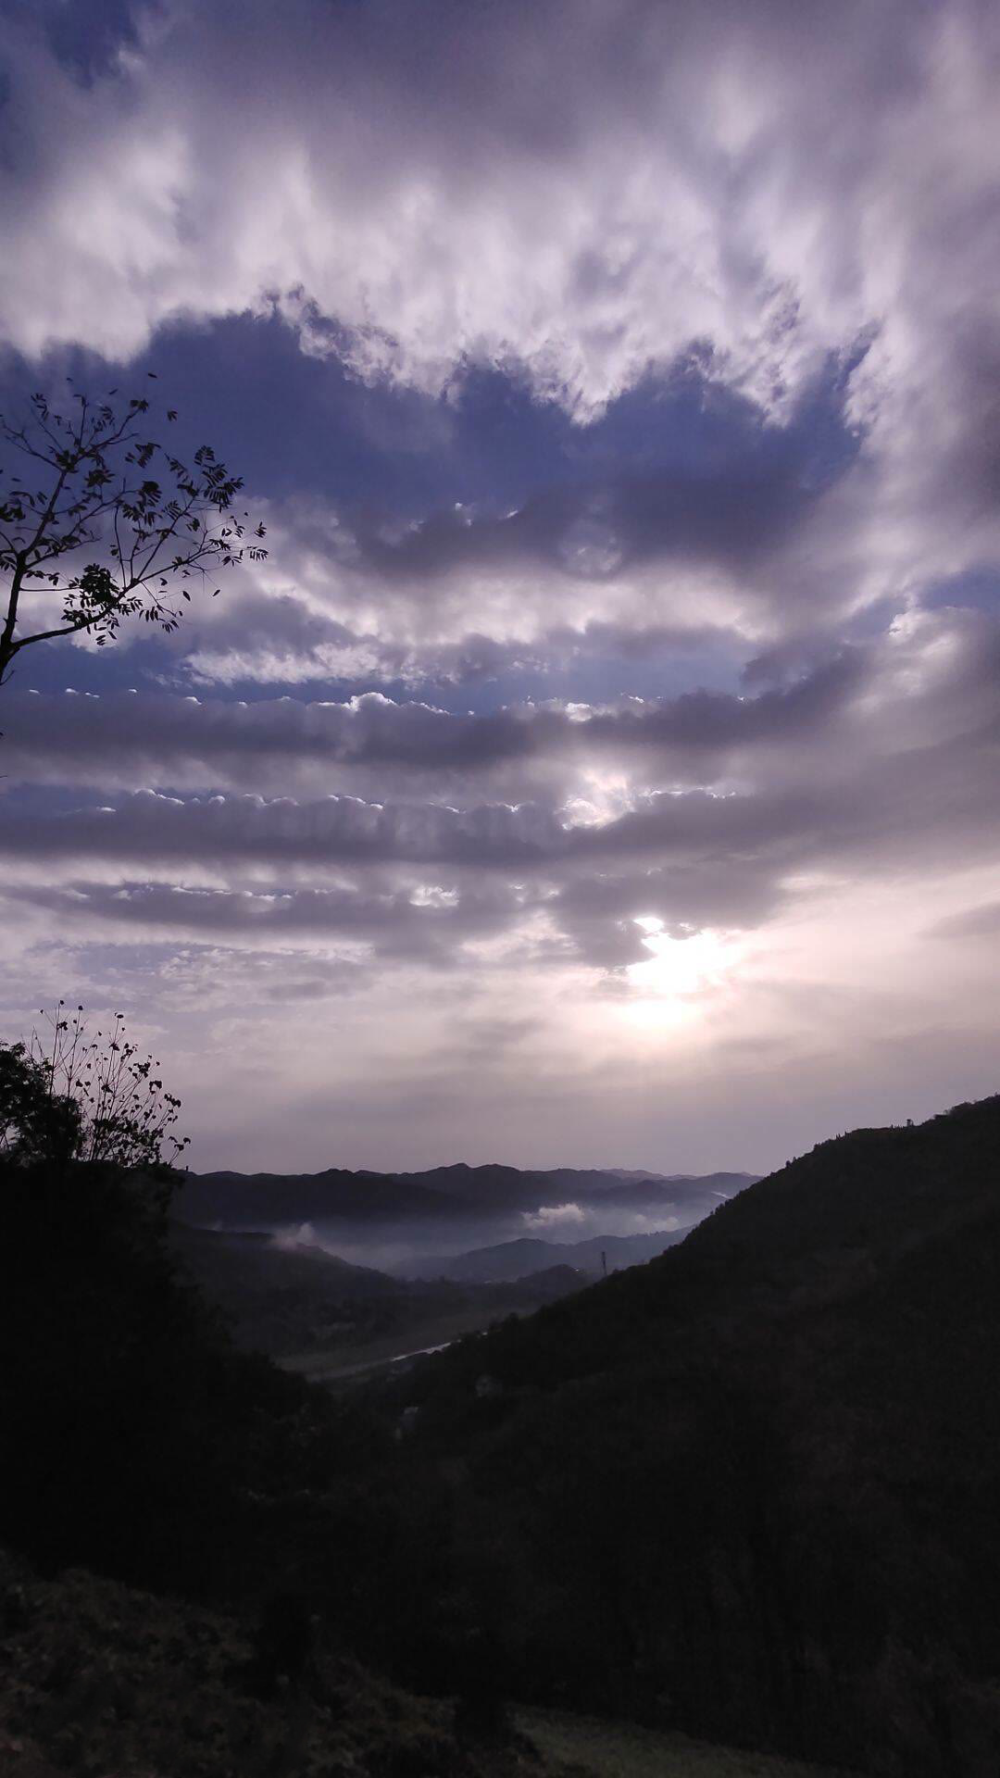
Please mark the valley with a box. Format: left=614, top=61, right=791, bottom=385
left=4, top=1097, right=999, bottom=1776
left=170, top=1159, right=751, bottom=1374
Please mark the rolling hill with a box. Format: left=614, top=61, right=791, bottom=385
left=178, top=1161, right=756, bottom=1229
left=168, top=1218, right=586, bottom=1364
left=350, top=1096, right=1000, bottom=1776
left=176, top=1165, right=458, bottom=1226
left=398, top=1226, right=689, bottom=1283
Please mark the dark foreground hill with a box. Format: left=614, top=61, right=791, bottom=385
left=0, top=1547, right=571, bottom=1778
left=0, top=1161, right=581, bottom=1778
left=0, top=1549, right=856, bottom=1778
left=0, top=1151, right=834, bottom=1778
left=350, top=1096, right=1000, bottom=1776
left=4, top=1101, right=998, bottom=1776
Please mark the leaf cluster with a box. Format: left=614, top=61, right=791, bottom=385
left=0, top=1040, right=80, bottom=1166
left=0, top=383, right=266, bottom=677
left=0, top=1003, right=189, bottom=1174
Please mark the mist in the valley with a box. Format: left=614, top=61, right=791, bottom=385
left=236, top=1198, right=703, bottom=1279
left=173, top=1164, right=756, bottom=1307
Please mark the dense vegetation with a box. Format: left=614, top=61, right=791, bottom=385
left=0, top=1157, right=338, bottom=1598
left=335, top=1097, right=1000, bottom=1775
left=2, top=1087, right=999, bottom=1775
left=0, top=1153, right=574, bottom=1777
left=170, top=1222, right=584, bottom=1368
left=0, top=1547, right=557, bottom=1778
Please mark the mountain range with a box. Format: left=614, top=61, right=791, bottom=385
left=169, top=1220, right=588, bottom=1366
left=395, top=1226, right=689, bottom=1283
left=366, top=1094, right=1000, bottom=1774
left=171, top=1161, right=755, bottom=1364
left=5, top=1089, right=999, bottom=1776
left=177, top=1161, right=756, bottom=1228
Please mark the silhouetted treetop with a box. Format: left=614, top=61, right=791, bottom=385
left=0, top=382, right=266, bottom=684
left=0, top=1003, right=188, bottom=1173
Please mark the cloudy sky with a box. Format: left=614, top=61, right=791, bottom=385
left=1, top=0, right=999, bottom=1174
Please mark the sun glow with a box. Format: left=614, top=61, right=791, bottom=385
left=624, top=919, right=742, bottom=1027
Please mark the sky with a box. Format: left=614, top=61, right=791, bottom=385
left=1, top=0, right=999, bottom=1175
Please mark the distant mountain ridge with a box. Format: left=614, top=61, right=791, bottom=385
left=177, top=1166, right=460, bottom=1225
left=388, top=1095, right=1000, bottom=1773
left=397, top=1226, right=690, bottom=1283
left=178, top=1161, right=757, bottom=1228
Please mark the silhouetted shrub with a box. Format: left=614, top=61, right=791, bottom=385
left=0, top=1150, right=343, bottom=1599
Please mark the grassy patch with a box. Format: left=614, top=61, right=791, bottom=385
left=517, top=1707, right=860, bottom=1778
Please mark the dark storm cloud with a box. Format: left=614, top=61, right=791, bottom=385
left=1, top=0, right=997, bottom=610
left=3, top=687, right=997, bottom=890
left=2, top=0, right=1000, bottom=1171
left=0, top=652, right=865, bottom=792
left=4, top=0, right=154, bottom=84
left=929, top=902, right=1000, bottom=943
left=175, top=594, right=745, bottom=703
left=2, top=608, right=998, bottom=966
left=0, top=0, right=983, bottom=435
left=1, top=877, right=525, bottom=964
left=0, top=788, right=566, bottom=869
left=348, top=387, right=858, bottom=588
left=552, top=863, right=787, bottom=969
left=4, top=0, right=994, bottom=709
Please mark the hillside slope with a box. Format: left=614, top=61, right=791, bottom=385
left=400, top=1226, right=688, bottom=1283
left=169, top=1220, right=585, bottom=1362
left=364, top=1098, right=1000, bottom=1776
left=0, top=1547, right=570, bottom=1778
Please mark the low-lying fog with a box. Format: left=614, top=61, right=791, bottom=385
left=269, top=1201, right=688, bottom=1276
left=177, top=1164, right=756, bottom=1285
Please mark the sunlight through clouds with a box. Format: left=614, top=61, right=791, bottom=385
left=2, top=0, right=1000, bottom=1171
left=624, top=921, right=744, bottom=1028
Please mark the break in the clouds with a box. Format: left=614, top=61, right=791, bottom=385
left=1, top=0, right=999, bottom=1172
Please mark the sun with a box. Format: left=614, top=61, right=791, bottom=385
left=623, top=919, right=742, bottom=1027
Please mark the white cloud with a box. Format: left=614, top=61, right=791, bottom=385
left=523, top=1202, right=587, bottom=1230
left=3, top=0, right=1000, bottom=1173
left=2, top=0, right=996, bottom=686
left=0, top=1, right=992, bottom=459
